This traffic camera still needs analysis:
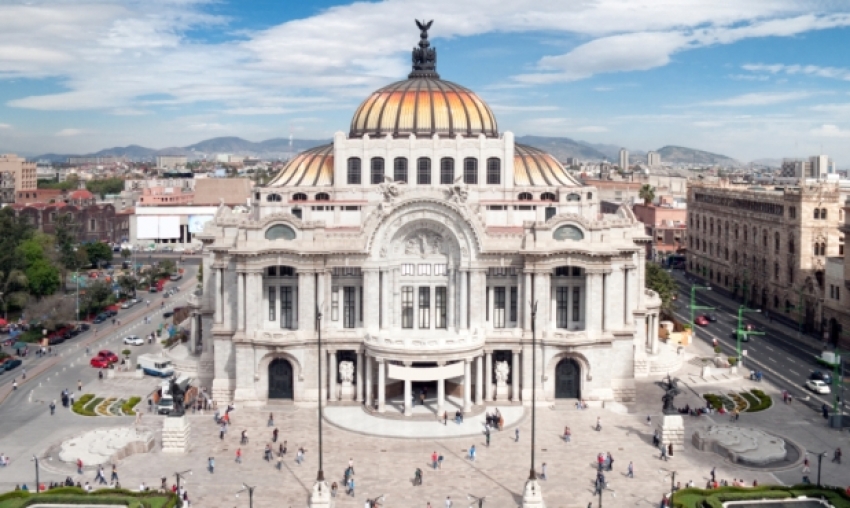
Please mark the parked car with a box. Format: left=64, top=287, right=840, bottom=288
left=163, top=311, right=175, bottom=318
left=93, top=314, right=107, bottom=324
left=805, top=379, right=831, bottom=394
left=123, top=335, right=144, bottom=346
left=120, top=298, right=140, bottom=309
left=695, top=315, right=710, bottom=326
left=810, top=370, right=832, bottom=385
left=173, top=246, right=185, bottom=253
left=90, top=356, right=111, bottom=368
left=705, top=314, right=718, bottom=322
left=104, top=308, right=118, bottom=317
left=96, top=350, right=119, bottom=363
left=2, top=358, right=22, bottom=372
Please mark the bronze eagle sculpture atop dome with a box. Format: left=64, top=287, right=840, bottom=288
left=410, top=19, right=438, bottom=78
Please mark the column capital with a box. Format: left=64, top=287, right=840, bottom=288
left=362, top=267, right=380, bottom=274
left=437, top=360, right=447, bottom=366
left=402, top=360, right=412, bottom=366
left=375, top=357, right=385, bottom=364
left=623, top=264, right=637, bottom=270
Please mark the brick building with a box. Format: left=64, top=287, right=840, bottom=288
left=822, top=196, right=850, bottom=348
left=687, top=181, right=844, bottom=336
left=11, top=200, right=130, bottom=244
left=632, top=203, right=687, bottom=262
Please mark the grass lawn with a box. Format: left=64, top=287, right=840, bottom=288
left=673, top=485, right=850, bottom=508
left=0, top=488, right=178, bottom=508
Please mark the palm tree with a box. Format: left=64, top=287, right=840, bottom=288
left=639, top=184, right=656, bottom=206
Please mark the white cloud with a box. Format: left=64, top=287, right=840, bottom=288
left=811, top=124, right=850, bottom=138
left=0, top=123, right=11, bottom=129
left=55, top=128, right=89, bottom=137
left=698, top=91, right=815, bottom=107
left=743, top=63, right=850, bottom=80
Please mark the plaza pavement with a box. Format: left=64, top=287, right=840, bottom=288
left=2, top=338, right=848, bottom=507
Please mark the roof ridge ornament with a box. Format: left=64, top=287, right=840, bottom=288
left=409, top=19, right=439, bottom=79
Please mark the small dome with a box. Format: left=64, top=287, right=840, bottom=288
left=514, top=144, right=580, bottom=187
left=349, top=78, right=498, bottom=139
left=267, top=144, right=334, bottom=187
left=69, top=189, right=94, bottom=200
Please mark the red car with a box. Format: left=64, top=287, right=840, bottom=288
left=96, top=350, right=119, bottom=363
left=695, top=315, right=710, bottom=326
left=90, top=356, right=111, bottom=368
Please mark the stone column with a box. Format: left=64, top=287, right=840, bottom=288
left=363, top=269, right=379, bottom=331
left=475, top=355, right=483, bottom=405
left=328, top=351, right=338, bottom=402
left=459, top=269, right=468, bottom=330
left=511, top=349, right=520, bottom=402
left=437, top=362, right=445, bottom=414
left=215, top=267, right=224, bottom=323
left=380, top=269, right=389, bottom=330
left=651, top=314, right=660, bottom=354
left=237, top=271, right=246, bottom=332
left=190, top=313, right=198, bottom=354
left=609, top=267, right=625, bottom=330
left=377, top=359, right=386, bottom=413
left=534, top=272, right=550, bottom=331
left=603, top=270, right=613, bottom=332
left=403, top=361, right=412, bottom=416
left=523, top=271, right=533, bottom=331
left=484, top=351, right=493, bottom=402
left=463, top=359, right=472, bottom=412
left=365, top=355, right=373, bottom=408
left=356, top=351, right=364, bottom=402
left=447, top=268, right=456, bottom=330
left=244, top=272, right=259, bottom=334
left=469, top=269, right=485, bottom=331
left=585, top=271, right=603, bottom=336
left=298, top=271, right=315, bottom=332
left=392, top=267, right=401, bottom=329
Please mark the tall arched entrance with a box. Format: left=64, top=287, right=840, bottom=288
left=555, top=358, right=581, bottom=399
left=268, top=359, right=293, bottom=400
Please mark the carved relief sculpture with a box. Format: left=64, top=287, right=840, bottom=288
left=494, top=361, right=510, bottom=386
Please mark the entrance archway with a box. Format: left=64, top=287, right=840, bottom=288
left=555, top=358, right=581, bottom=399
left=268, top=359, right=293, bottom=399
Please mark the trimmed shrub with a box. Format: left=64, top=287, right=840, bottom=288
left=121, top=396, right=141, bottom=416
left=727, top=356, right=737, bottom=366
left=72, top=394, right=95, bottom=416
left=749, top=389, right=772, bottom=411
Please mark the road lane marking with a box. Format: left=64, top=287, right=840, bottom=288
left=768, top=357, right=777, bottom=363
left=789, top=369, right=800, bottom=376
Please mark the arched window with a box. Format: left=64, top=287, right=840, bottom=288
left=266, top=193, right=282, bottom=202
left=724, top=221, right=729, bottom=239
left=752, top=227, right=757, bottom=243
left=463, top=157, right=478, bottom=184
left=486, top=157, right=501, bottom=185
left=518, top=192, right=533, bottom=201
left=540, top=192, right=557, bottom=202
left=393, top=157, right=408, bottom=183
left=743, top=228, right=748, bottom=242
left=763, top=231, right=767, bottom=248
left=789, top=206, right=796, bottom=219
left=566, top=193, right=581, bottom=202
left=724, top=248, right=729, bottom=260
left=265, top=224, right=296, bottom=241
left=315, top=192, right=330, bottom=201
left=788, top=235, right=795, bottom=254
left=417, top=157, right=431, bottom=185
left=440, top=158, right=454, bottom=184
left=370, top=157, right=385, bottom=184
left=292, top=193, right=307, bottom=201
left=821, top=208, right=827, bottom=219
left=814, top=208, right=820, bottom=219
left=774, top=262, right=779, bottom=280
left=774, top=232, right=780, bottom=252
left=347, top=157, right=361, bottom=185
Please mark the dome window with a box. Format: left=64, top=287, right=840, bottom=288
left=540, top=192, right=557, bottom=202
left=292, top=193, right=307, bottom=201
left=347, top=157, right=362, bottom=185
left=267, top=193, right=282, bottom=202
left=394, top=157, right=408, bottom=183
left=371, top=158, right=385, bottom=184
left=463, top=158, right=478, bottom=185
left=566, top=193, right=581, bottom=202
left=518, top=192, right=533, bottom=201
left=265, top=224, right=296, bottom=241
left=486, top=158, right=501, bottom=185
left=553, top=225, right=585, bottom=242
left=440, top=158, right=455, bottom=184
left=417, top=157, right=431, bottom=185
left=315, top=193, right=330, bottom=201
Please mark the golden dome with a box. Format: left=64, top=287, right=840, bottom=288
left=349, top=77, right=498, bottom=139
left=514, top=144, right=581, bottom=187
left=267, top=144, right=333, bottom=187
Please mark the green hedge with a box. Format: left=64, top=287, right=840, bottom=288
left=71, top=394, right=95, bottom=416
left=0, top=487, right=180, bottom=508
left=749, top=389, right=772, bottom=411
left=702, top=393, right=722, bottom=410
left=121, top=396, right=141, bottom=416
left=672, top=485, right=850, bottom=508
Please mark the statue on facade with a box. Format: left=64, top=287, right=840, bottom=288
left=410, top=20, right=438, bottom=78
left=494, top=361, right=510, bottom=386
left=445, top=177, right=468, bottom=203
left=379, top=177, right=402, bottom=204
left=404, top=231, right=445, bottom=257
left=168, top=378, right=186, bottom=417
left=660, top=374, right=680, bottom=415
left=339, top=361, right=355, bottom=385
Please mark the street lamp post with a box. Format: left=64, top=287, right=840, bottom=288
left=236, top=482, right=255, bottom=508
left=316, top=305, right=324, bottom=483
left=689, top=285, right=713, bottom=344
left=520, top=301, right=544, bottom=508
left=31, top=455, right=40, bottom=493
left=736, top=306, right=763, bottom=366
left=816, top=452, right=825, bottom=487
left=174, top=469, right=191, bottom=493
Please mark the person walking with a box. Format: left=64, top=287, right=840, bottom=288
left=485, top=428, right=491, bottom=447
left=111, top=465, right=119, bottom=483
left=710, top=467, right=716, bottom=482
left=445, top=495, right=453, bottom=508
left=431, top=451, right=438, bottom=470
left=12, top=379, right=17, bottom=391
left=207, top=457, right=214, bottom=474
left=268, top=413, right=274, bottom=427
left=78, top=380, right=82, bottom=391
left=347, top=476, right=355, bottom=497
left=235, top=448, right=242, bottom=464
left=49, top=400, right=56, bottom=415
left=627, top=461, right=634, bottom=478
left=515, top=428, right=520, bottom=442
left=606, top=452, right=614, bottom=471
left=348, top=457, right=355, bottom=475
left=219, top=424, right=226, bottom=440
left=833, top=448, right=842, bottom=464
left=468, top=444, right=476, bottom=462
left=563, top=426, right=571, bottom=443
left=77, top=458, right=83, bottom=475
left=660, top=445, right=668, bottom=461
left=296, top=448, right=304, bottom=465
left=802, top=457, right=810, bottom=474
left=276, top=455, right=283, bottom=471
left=240, top=430, right=247, bottom=444
left=414, top=467, right=423, bottom=486
left=272, top=428, right=278, bottom=443
left=540, top=462, right=547, bottom=480
left=596, top=416, right=602, bottom=431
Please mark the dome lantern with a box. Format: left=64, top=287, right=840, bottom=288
left=409, top=19, right=439, bottom=79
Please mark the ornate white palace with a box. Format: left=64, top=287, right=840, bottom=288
left=186, top=25, right=664, bottom=414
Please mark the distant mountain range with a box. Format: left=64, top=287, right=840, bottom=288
left=31, top=135, right=741, bottom=166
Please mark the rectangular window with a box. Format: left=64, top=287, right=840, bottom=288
left=556, top=287, right=569, bottom=328
left=331, top=287, right=339, bottom=321
left=417, top=157, right=431, bottom=185
left=434, top=264, right=447, bottom=276
left=347, top=157, right=361, bottom=185
left=571, top=287, right=581, bottom=322
left=493, top=287, right=506, bottom=329
left=268, top=286, right=276, bottom=322
left=359, top=286, right=363, bottom=322
left=394, top=157, right=408, bottom=183
left=418, top=286, right=431, bottom=329
left=401, top=286, right=414, bottom=329
left=545, top=207, right=556, bottom=221
left=418, top=264, right=431, bottom=276
left=371, top=157, right=385, bottom=184
left=402, top=263, right=415, bottom=275
left=343, top=287, right=356, bottom=329
left=510, top=286, right=518, bottom=323
left=440, top=158, right=454, bottom=184
left=435, top=287, right=447, bottom=329
left=486, top=157, right=501, bottom=185
left=463, top=158, right=478, bottom=184
left=280, top=287, right=293, bottom=329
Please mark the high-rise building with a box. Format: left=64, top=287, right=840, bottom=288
left=780, top=155, right=834, bottom=179
left=619, top=148, right=629, bottom=170
left=647, top=151, right=661, bottom=166
left=156, top=155, right=188, bottom=169
left=0, top=154, right=37, bottom=204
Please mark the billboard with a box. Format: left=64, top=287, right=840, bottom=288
left=188, top=215, right=214, bottom=234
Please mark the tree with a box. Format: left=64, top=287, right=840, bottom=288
left=0, top=207, right=34, bottom=278
left=645, top=262, right=677, bottom=313
left=0, top=269, right=28, bottom=318
left=84, top=242, right=113, bottom=268
left=25, top=260, right=60, bottom=297
left=157, top=259, right=176, bottom=279
left=121, top=248, right=132, bottom=261
left=80, top=280, right=113, bottom=316
left=26, top=294, right=75, bottom=331
left=638, top=184, right=656, bottom=206
left=86, top=178, right=125, bottom=199
left=117, top=274, right=138, bottom=296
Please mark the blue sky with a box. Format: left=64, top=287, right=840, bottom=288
left=1, top=0, right=850, bottom=164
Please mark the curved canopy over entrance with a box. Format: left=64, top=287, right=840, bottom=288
left=555, top=358, right=581, bottom=399
left=269, top=358, right=293, bottom=399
